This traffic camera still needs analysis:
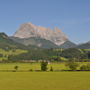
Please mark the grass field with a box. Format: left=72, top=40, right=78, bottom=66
left=0, top=63, right=67, bottom=71
left=0, top=63, right=90, bottom=90
left=0, top=72, right=90, bottom=90
left=0, top=62, right=90, bottom=71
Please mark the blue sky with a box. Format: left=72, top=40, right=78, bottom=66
left=0, top=0, right=90, bottom=44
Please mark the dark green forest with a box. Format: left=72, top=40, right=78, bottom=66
left=7, top=48, right=90, bottom=62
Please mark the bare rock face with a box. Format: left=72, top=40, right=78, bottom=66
left=13, top=23, right=68, bottom=46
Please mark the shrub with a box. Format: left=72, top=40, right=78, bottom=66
left=80, top=64, right=90, bottom=71
left=50, top=66, right=53, bottom=71
left=87, top=64, right=90, bottom=70
left=65, top=62, right=79, bottom=71
left=29, top=69, right=33, bottom=71
left=41, top=61, right=48, bottom=71
left=0, top=54, right=3, bottom=57
left=80, top=65, right=87, bottom=71
left=14, top=66, right=19, bottom=71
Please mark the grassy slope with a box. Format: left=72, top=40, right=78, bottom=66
left=0, top=72, right=90, bottom=90
left=0, top=49, right=28, bottom=61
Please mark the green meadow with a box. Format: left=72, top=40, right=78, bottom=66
left=0, top=63, right=89, bottom=90
left=0, top=49, right=27, bottom=61
left=0, top=63, right=66, bottom=71
left=0, top=72, right=90, bottom=90
left=0, top=62, right=90, bottom=71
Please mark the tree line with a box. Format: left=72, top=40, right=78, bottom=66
left=6, top=48, right=90, bottom=62
left=12, top=61, right=90, bottom=72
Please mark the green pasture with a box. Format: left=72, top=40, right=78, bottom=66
left=0, top=49, right=27, bottom=56
left=0, top=72, right=90, bottom=90
left=0, top=62, right=90, bottom=71
left=0, top=49, right=27, bottom=61
left=0, top=63, right=66, bottom=71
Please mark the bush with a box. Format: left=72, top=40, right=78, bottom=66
left=0, top=54, right=3, bottom=57
left=50, top=66, right=53, bottom=71
left=87, top=64, right=90, bottom=70
left=14, top=66, right=19, bottom=71
left=80, top=64, right=90, bottom=71
left=29, top=69, right=33, bottom=71
left=65, top=62, right=79, bottom=71
left=80, top=65, right=87, bottom=71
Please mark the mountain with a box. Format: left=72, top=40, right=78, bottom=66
left=13, top=23, right=68, bottom=46
left=59, top=40, right=77, bottom=48
left=0, top=33, right=27, bottom=50
left=87, top=41, right=90, bottom=43
left=76, top=42, right=90, bottom=49
left=11, top=37, right=58, bottom=48
left=12, top=23, right=76, bottom=48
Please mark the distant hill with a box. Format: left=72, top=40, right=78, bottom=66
left=0, top=33, right=27, bottom=50
left=76, top=42, right=90, bottom=49
left=0, top=33, right=90, bottom=61
left=59, top=41, right=77, bottom=48
left=11, top=37, right=58, bottom=49
left=11, top=37, right=77, bottom=49
left=1, top=32, right=75, bottom=49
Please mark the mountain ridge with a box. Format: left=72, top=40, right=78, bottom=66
left=13, top=23, right=68, bottom=46
left=0, top=32, right=28, bottom=50
left=76, top=41, right=90, bottom=49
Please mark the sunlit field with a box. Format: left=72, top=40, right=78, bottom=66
left=0, top=72, right=90, bottom=90
left=0, top=62, right=90, bottom=71
left=0, top=63, right=89, bottom=90
left=0, top=62, right=66, bottom=71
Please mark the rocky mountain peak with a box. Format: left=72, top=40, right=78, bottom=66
left=13, top=23, right=68, bottom=46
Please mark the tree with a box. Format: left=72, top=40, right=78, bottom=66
left=65, top=62, right=79, bottom=71
left=14, top=66, right=19, bottom=71
left=50, top=66, right=53, bottom=71
left=80, top=65, right=87, bottom=71
left=41, top=61, right=48, bottom=71
left=0, top=54, right=3, bottom=57
left=80, top=64, right=90, bottom=71
left=87, top=64, right=90, bottom=70
left=87, top=51, right=90, bottom=59
left=61, top=48, right=82, bottom=60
